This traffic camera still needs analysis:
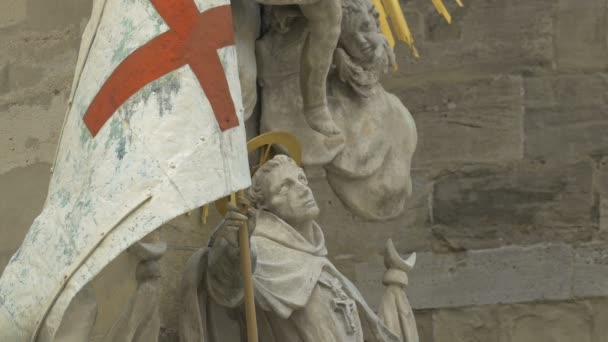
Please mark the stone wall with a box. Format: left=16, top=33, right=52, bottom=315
left=366, top=0, right=608, bottom=340
left=0, top=0, right=108, bottom=338
left=0, top=0, right=92, bottom=287
left=1, top=0, right=607, bottom=341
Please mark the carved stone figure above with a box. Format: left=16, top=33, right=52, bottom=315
left=180, top=155, right=419, bottom=341
left=255, top=0, right=417, bottom=220
left=234, top=0, right=345, bottom=136
left=254, top=0, right=345, bottom=136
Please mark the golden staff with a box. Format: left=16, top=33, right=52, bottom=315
left=213, top=131, right=302, bottom=342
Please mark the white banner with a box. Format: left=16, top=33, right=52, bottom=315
left=0, top=0, right=250, bottom=340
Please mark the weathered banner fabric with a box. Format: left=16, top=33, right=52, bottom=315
left=0, top=0, right=250, bottom=340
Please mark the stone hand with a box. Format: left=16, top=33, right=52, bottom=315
left=215, top=197, right=257, bottom=249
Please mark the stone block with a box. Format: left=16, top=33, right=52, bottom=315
left=434, top=301, right=595, bottom=342
left=524, top=74, right=608, bottom=161
left=524, top=74, right=608, bottom=109
left=573, top=243, right=608, bottom=298
left=555, top=0, right=608, bottom=71
left=500, top=303, right=593, bottom=342
left=0, top=163, right=51, bottom=251
left=413, top=310, right=434, bottom=342
left=159, top=328, right=179, bottom=342
left=0, top=249, right=16, bottom=276
left=388, top=0, right=555, bottom=77
left=0, top=93, right=68, bottom=174
left=0, top=29, right=81, bottom=71
left=525, top=107, right=608, bottom=161
left=416, top=244, right=574, bottom=309
left=25, top=0, right=92, bottom=31
left=601, top=159, right=608, bottom=233
left=422, top=2, right=462, bottom=43
left=389, top=76, right=524, bottom=167
left=90, top=334, right=103, bottom=342
left=8, top=64, right=45, bottom=92
left=0, top=0, right=27, bottom=28
left=432, top=160, right=595, bottom=250
left=591, top=298, right=608, bottom=340
left=356, top=244, right=574, bottom=310
left=309, top=170, right=433, bottom=263
left=433, top=306, right=500, bottom=342
left=0, top=63, right=8, bottom=94
left=353, top=255, right=384, bottom=309
left=357, top=242, right=608, bottom=312
left=0, top=31, right=81, bottom=112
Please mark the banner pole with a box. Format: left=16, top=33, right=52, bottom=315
left=234, top=191, right=258, bottom=342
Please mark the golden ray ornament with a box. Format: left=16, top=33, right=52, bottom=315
left=374, top=0, right=463, bottom=61
left=378, top=0, right=419, bottom=59
left=432, top=0, right=452, bottom=23
left=372, top=0, right=396, bottom=48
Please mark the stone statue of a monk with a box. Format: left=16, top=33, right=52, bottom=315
left=179, top=155, right=419, bottom=342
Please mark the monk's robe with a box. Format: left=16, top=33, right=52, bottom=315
left=179, top=211, right=401, bottom=342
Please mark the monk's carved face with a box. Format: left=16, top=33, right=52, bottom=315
left=260, top=163, right=320, bottom=225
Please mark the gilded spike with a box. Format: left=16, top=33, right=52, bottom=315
left=432, top=0, right=452, bottom=23
left=380, top=0, right=418, bottom=56
left=372, top=0, right=396, bottom=48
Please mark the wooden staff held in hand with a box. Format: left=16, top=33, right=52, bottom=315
left=211, top=193, right=259, bottom=342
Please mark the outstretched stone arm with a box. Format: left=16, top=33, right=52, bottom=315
left=377, top=239, right=419, bottom=342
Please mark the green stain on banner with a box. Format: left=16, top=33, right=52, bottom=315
left=113, top=2, right=167, bottom=64
left=119, top=72, right=181, bottom=120
left=105, top=118, right=129, bottom=161
left=112, top=18, right=136, bottom=64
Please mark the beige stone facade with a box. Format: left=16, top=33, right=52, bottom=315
left=1, top=0, right=608, bottom=341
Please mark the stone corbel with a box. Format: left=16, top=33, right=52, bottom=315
left=100, top=239, right=167, bottom=342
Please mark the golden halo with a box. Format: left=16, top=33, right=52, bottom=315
left=213, top=131, right=302, bottom=215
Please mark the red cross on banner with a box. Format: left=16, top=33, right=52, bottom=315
left=83, top=0, right=238, bottom=137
